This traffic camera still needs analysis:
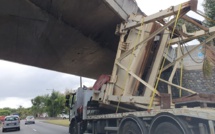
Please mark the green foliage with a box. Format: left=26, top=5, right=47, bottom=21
left=202, top=0, right=215, bottom=76
left=31, top=90, right=67, bottom=117
left=0, top=106, right=32, bottom=119
left=203, top=58, right=212, bottom=77
left=16, top=106, right=32, bottom=119
left=0, top=90, right=68, bottom=118
left=0, top=90, right=68, bottom=119
left=203, top=0, right=215, bottom=27
left=177, top=19, right=200, bottom=33
left=2, top=107, right=16, bottom=114
left=0, top=110, right=11, bottom=116
left=202, top=0, right=215, bottom=44
left=176, top=0, right=215, bottom=76
left=44, top=120, right=69, bottom=127
left=31, top=95, right=47, bottom=117
left=46, top=91, right=66, bottom=117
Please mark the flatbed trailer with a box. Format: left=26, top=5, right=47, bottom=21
left=65, top=0, right=215, bottom=133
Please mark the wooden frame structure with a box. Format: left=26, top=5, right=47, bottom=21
left=92, top=0, right=215, bottom=110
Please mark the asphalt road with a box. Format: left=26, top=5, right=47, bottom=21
left=0, top=120, right=69, bottom=134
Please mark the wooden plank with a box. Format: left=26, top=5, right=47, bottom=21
left=182, top=15, right=209, bottom=31
left=133, top=23, right=161, bottom=95
left=173, top=93, right=215, bottom=103
left=159, top=78, right=196, bottom=94
left=160, top=93, right=171, bottom=109
left=144, top=30, right=170, bottom=97
left=116, top=61, right=160, bottom=96
left=170, top=26, right=215, bottom=45
left=103, top=33, right=126, bottom=104
left=123, top=23, right=154, bottom=96
left=117, top=16, right=181, bottom=61
left=124, top=1, right=192, bottom=29
left=107, top=95, right=160, bottom=105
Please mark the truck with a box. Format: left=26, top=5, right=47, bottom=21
left=65, top=0, right=215, bottom=133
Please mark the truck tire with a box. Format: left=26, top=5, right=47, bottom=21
left=119, top=121, right=143, bottom=134
left=154, top=122, right=183, bottom=134
left=118, top=115, right=148, bottom=134
left=149, top=113, right=192, bottom=134
left=69, top=120, right=78, bottom=134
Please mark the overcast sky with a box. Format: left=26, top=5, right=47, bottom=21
left=0, top=0, right=204, bottom=108
left=0, top=60, right=95, bottom=108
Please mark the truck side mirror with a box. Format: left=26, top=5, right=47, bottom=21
left=66, top=94, right=70, bottom=99
left=65, top=100, right=70, bottom=107
left=71, top=93, right=76, bottom=105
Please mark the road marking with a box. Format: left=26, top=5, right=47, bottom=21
left=33, top=129, right=37, bottom=131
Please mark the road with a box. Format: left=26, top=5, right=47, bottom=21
left=1, top=120, right=69, bottom=134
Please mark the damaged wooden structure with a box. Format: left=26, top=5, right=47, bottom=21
left=92, top=0, right=215, bottom=112
left=65, top=1, right=215, bottom=133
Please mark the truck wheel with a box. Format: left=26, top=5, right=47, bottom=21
left=69, top=120, right=78, bottom=134
left=154, top=122, right=183, bottom=134
left=120, top=121, right=141, bottom=134
left=119, top=121, right=143, bottom=134
left=118, top=115, right=148, bottom=134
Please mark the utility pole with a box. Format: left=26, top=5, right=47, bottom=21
left=80, top=76, right=82, bottom=88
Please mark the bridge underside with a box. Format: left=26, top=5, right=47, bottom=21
left=0, top=0, right=140, bottom=78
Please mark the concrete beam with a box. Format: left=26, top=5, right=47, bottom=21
left=104, top=0, right=141, bottom=20
left=0, top=0, right=116, bottom=78
left=0, top=0, right=143, bottom=78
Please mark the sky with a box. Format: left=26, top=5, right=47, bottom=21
left=0, top=60, right=95, bottom=108
left=136, top=0, right=204, bottom=17
left=0, top=0, right=205, bottom=109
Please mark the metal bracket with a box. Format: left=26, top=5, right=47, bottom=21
left=182, top=24, right=195, bottom=36
left=115, top=24, right=127, bottom=35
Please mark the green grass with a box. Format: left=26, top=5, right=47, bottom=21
left=44, top=119, right=70, bottom=127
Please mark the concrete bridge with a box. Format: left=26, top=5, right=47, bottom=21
left=0, top=0, right=143, bottom=79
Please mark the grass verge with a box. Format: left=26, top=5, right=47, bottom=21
left=44, top=119, right=70, bottom=127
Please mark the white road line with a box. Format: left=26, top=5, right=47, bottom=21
left=33, top=129, right=37, bottom=131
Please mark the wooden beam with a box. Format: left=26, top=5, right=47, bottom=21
left=144, top=30, right=170, bottom=97
left=163, top=32, right=215, bottom=72
left=107, top=95, right=160, bottom=105
left=118, top=16, right=180, bottom=61
left=158, top=78, right=196, bottom=94
left=182, top=15, right=209, bottom=31
left=123, top=1, right=193, bottom=29
left=123, top=23, right=154, bottom=96
left=170, top=26, right=215, bottom=45
left=116, top=61, right=160, bottom=96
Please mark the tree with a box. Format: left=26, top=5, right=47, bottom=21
left=45, top=90, right=66, bottom=117
left=2, top=107, right=16, bottom=114
left=203, top=0, right=215, bottom=27
left=0, top=109, right=11, bottom=116
left=30, top=90, right=67, bottom=117
left=202, top=0, right=215, bottom=76
left=16, top=106, right=33, bottom=119
left=31, top=95, right=47, bottom=117
left=17, top=105, right=24, bottom=117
